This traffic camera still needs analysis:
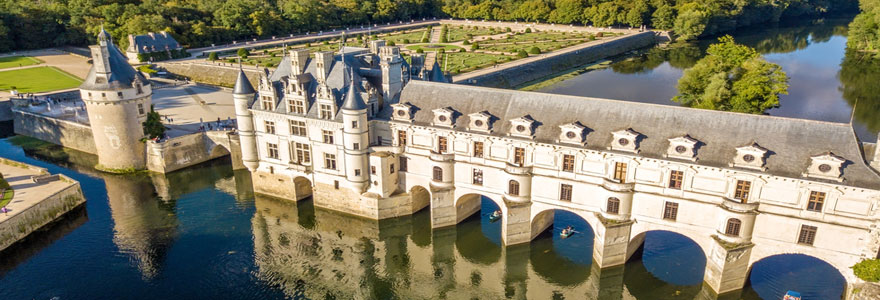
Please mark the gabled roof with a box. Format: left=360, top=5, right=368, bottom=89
left=398, top=81, right=880, bottom=189
left=127, top=32, right=181, bottom=54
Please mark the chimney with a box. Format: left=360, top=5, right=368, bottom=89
left=379, top=46, right=400, bottom=60
left=370, top=40, right=386, bottom=54
left=148, top=32, right=155, bottom=39
left=315, top=51, right=334, bottom=83
left=128, top=34, right=135, bottom=50
left=289, top=49, right=310, bottom=75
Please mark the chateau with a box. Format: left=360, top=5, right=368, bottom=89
left=233, top=42, right=880, bottom=294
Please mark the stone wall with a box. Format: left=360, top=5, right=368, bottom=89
left=0, top=100, right=12, bottom=122
left=0, top=174, right=85, bottom=251
left=459, top=31, right=657, bottom=89
left=158, top=62, right=262, bottom=88
left=12, top=109, right=97, bottom=154
left=146, top=132, right=229, bottom=173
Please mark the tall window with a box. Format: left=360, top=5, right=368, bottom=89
left=508, top=180, right=520, bottom=196
left=474, top=142, right=484, bottom=158
left=292, top=142, right=311, bottom=164
left=560, top=184, right=572, bottom=201
left=137, top=103, right=145, bottom=115
left=390, top=164, right=395, bottom=174
left=267, top=143, right=279, bottom=159
left=607, top=198, right=620, bottom=214
left=798, top=225, right=817, bottom=245
left=322, top=130, right=334, bottom=144
left=432, top=166, right=443, bottom=181
left=288, top=99, right=305, bottom=114
left=514, top=147, right=525, bottom=165
left=669, top=170, right=684, bottom=189
left=399, top=156, right=407, bottom=172
left=319, top=104, right=333, bottom=119
left=734, top=180, right=751, bottom=202
left=264, top=121, right=276, bottom=134
left=473, top=169, right=483, bottom=185
left=289, top=120, right=306, bottom=136
left=353, top=143, right=360, bottom=150
left=397, top=130, right=407, bottom=146
left=351, top=120, right=358, bottom=128
left=324, top=153, right=337, bottom=170
left=371, top=166, right=377, bottom=175
left=807, top=191, right=826, bottom=212
left=613, top=162, right=627, bottom=183
left=562, top=154, right=575, bottom=172
left=725, top=218, right=742, bottom=236
left=261, top=96, right=274, bottom=110
left=663, top=202, right=678, bottom=220
left=438, top=136, right=448, bottom=153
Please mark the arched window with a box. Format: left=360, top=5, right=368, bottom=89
left=607, top=197, right=620, bottom=214
left=725, top=218, right=742, bottom=236
left=432, top=166, right=443, bottom=181
left=508, top=180, right=520, bottom=196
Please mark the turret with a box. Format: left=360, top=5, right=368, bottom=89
left=341, top=69, right=370, bottom=193
left=232, top=66, right=259, bottom=171
left=80, top=27, right=152, bottom=171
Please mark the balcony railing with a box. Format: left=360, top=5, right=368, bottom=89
left=721, top=197, right=759, bottom=213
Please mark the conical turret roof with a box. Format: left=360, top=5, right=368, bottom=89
left=430, top=61, right=447, bottom=83
left=233, top=67, right=255, bottom=95
left=342, top=69, right=366, bottom=110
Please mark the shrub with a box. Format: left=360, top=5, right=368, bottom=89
left=505, top=27, right=511, bottom=32
left=142, top=105, right=166, bottom=139
left=0, top=173, right=10, bottom=190
left=471, top=43, right=480, bottom=50
left=305, top=42, right=311, bottom=47
left=237, top=48, right=250, bottom=58
left=516, top=49, right=528, bottom=58
left=403, top=39, right=410, bottom=44
left=270, top=53, right=276, bottom=57
left=439, top=49, right=445, bottom=54
left=528, top=46, right=541, bottom=54
left=439, top=36, right=447, bottom=43
left=596, top=32, right=604, bottom=38
left=421, top=37, right=429, bottom=43
left=388, top=41, right=396, bottom=46
left=463, top=40, right=470, bottom=45
left=208, top=52, right=218, bottom=61
left=416, top=48, right=424, bottom=54
left=854, top=259, right=880, bottom=282
left=525, top=28, right=532, bottom=33
left=322, top=40, right=329, bottom=45
left=227, top=58, right=236, bottom=63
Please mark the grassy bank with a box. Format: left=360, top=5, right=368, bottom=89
left=516, top=60, right=612, bottom=91
left=0, top=66, right=82, bottom=93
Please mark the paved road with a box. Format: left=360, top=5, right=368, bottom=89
left=0, top=162, right=74, bottom=223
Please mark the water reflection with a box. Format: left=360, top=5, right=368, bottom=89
left=540, top=15, right=880, bottom=140
left=0, top=205, right=88, bottom=276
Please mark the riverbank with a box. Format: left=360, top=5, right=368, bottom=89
left=0, top=157, right=85, bottom=251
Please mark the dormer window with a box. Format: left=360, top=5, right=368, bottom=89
left=611, top=129, right=640, bottom=153
left=432, top=107, right=456, bottom=128
left=391, top=103, right=413, bottom=122
left=667, top=135, right=699, bottom=161
left=261, top=95, right=274, bottom=111
left=468, top=111, right=492, bottom=132
left=805, top=152, right=845, bottom=181
left=558, top=122, right=586, bottom=145
left=733, top=143, right=769, bottom=170
left=509, top=115, right=536, bottom=138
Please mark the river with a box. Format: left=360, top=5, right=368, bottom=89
left=539, top=16, right=879, bottom=142
left=0, top=16, right=859, bottom=300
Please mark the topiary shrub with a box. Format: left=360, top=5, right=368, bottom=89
left=525, top=28, right=532, bottom=33
left=0, top=173, right=10, bottom=190
left=416, top=48, right=424, bottom=54
left=403, top=39, right=410, bottom=44
left=528, top=46, right=541, bottom=54
left=463, top=40, right=470, bottom=45
left=596, top=32, right=604, bottom=38
left=388, top=41, right=396, bottom=46
left=516, top=49, right=528, bottom=58
left=471, top=43, right=480, bottom=51
left=421, top=37, right=429, bottom=43
left=505, top=27, right=511, bottom=32
left=208, top=52, right=218, bottom=61
left=853, top=259, right=880, bottom=282
left=237, top=48, right=250, bottom=59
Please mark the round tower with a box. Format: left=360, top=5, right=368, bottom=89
left=232, top=66, right=259, bottom=171
left=80, top=28, right=152, bottom=171
left=342, top=69, right=370, bottom=192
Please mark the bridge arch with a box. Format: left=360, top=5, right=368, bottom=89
left=209, top=143, right=230, bottom=157
left=292, top=176, right=313, bottom=200
left=746, top=253, right=846, bottom=300
left=626, top=229, right=708, bottom=287
left=408, top=185, right=433, bottom=247
left=453, top=192, right=505, bottom=224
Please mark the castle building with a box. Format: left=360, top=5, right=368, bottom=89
left=125, top=31, right=183, bottom=63
left=80, top=28, right=152, bottom=171
left=234, top=41, right=880, bottom=294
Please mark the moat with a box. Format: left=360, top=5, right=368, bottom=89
left=0, top=16, right=865, bottom=300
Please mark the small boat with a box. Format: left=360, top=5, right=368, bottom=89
left=783, top=291, right=801, bottom=300
left=489, top=210, right=502, bottom=222
left=560, top=226, right=575, bottom=239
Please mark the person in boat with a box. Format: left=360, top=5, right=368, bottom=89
left=491, top=210, right=502, bottom=218
left=561, top=226, right=574, bottom=237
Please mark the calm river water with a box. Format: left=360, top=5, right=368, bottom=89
left=0, top=16, right=858, bottom=300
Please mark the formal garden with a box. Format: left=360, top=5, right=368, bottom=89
left=208, top=23, right=626, bottom=76
left=0, top=64, right=83, bottom=93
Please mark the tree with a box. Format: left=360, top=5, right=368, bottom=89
left=673, top=5, right=709, bottom=40
left=651, top=4, right=676, bottom=30
left=528, top=46, right=541, bottom=54
left=142, top=106, right=166, bottom=139
left=238, top=48, right=250, bottom=58
left=673, top=36, right=789, bottom=114
left=548, top=0, right=584, bottom=24
left=516, top=49, right=529, bottom=58
left=208, top=52, right=219, bottom=61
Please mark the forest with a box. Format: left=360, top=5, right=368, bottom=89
left=0, top=0, right=860, bottom=53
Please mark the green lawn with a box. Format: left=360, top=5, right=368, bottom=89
left=439, top=52, right=513, bottom=75
left=0, top=66, right=83, bottom=93
left=447, top=26, right=499, bottom=42
left=0, top=56, right=43, bottom=69
left=0, top=189, right=13, bottom=208
left=405, top=44, right=463, bottom=52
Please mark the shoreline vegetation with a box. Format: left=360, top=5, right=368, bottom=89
left=0, top=0, right=861, bottom=54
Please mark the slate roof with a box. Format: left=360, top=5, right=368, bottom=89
left=253, top=48, right=377, bottom=120
left=80, top=31, right=148, bottom=91
left=234, top=68, right=255, bottom=95
left=127, top=32, right=181, bottom=54
left=397, top=81, right=880, bottom=190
